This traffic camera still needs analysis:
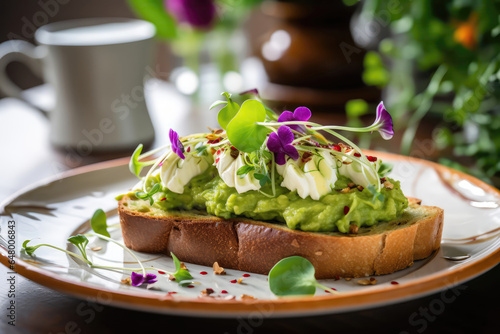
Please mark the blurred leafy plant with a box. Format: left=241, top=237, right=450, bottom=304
left=350, top=0, right=500, bottom=184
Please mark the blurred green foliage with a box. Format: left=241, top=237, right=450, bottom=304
left=349, top=0, right=500, bottom=185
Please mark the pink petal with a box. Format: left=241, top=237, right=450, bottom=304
left=283, top=144, right=299, bottom=161
left=278, top=111, right=294, bottom=123
left=277, top=125, right=295, bottom=145
left=293, top=106, right=311, bottom=122
left=267, top=132, right=282, bottom=153
left=131, top=272, right=144, bottom=287
left=275, top=152, right=287, bottom=165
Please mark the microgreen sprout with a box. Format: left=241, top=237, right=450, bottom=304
left=226, top=99, right=269, bottom=153
left=129, top=144, right=156, bottom=178
left=268, top=256, right=338, bottom=296
left=67, top=234, right=91, bottom=263
left=211, top=92, right=240, bottom=130
left=170, top=252, right=194, bottom=285
left=90, top=209, right=110, bottom=238
left=22, top=239, right=92, bottom=265
left=135, top=183, right=161, bottom=205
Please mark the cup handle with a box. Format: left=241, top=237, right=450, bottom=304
left=0, top=40, right=46, bottom=114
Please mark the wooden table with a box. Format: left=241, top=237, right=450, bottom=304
left=0, top=83, right=498, bottom=334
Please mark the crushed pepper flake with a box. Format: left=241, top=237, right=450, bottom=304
left=240, top=294, right=256, bottom=300
left=213, top=262, right=226, bottom=275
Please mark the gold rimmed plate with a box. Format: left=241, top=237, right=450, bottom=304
left=1, top=152, right=499, bottom=317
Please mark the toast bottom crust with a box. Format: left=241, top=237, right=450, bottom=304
left=118, top=197, right=443, bottom=279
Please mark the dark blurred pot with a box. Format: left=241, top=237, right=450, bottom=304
left=259, top=0, right=365, bottom=89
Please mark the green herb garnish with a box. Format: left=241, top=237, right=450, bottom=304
left=171, top=252, right=193, bottom=285
left=226, top=100, right=269, bottom=153
left=268, top=256, right=338, bottom=296
left=90, top=209, right=110, bottom=238
left=135, top=183, right=161, bottom=205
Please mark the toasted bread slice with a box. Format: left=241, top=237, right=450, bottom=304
left=118, top=196, right=443, bottom=278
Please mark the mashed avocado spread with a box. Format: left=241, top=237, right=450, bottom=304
left=125, top=166, right=408, bottom=233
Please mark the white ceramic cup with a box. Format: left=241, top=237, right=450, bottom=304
left=0, top=18, right=156, bottom=151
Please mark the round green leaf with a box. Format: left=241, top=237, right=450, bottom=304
left=226, top=100, right=269, bottom=153
left=268, top=256, right=317, bottom=296
left=218, top=99, right=240, bottom=130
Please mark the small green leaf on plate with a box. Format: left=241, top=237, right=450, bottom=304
left=268, top=256, right=318, bottom=296
left=90, top=209, right=110, bottom=238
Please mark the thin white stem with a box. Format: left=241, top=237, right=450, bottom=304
left=86, top=233, right=145, bottom=277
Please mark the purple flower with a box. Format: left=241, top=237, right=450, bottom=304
left=239, top=88, right=260, bottom=97
left=278, top=106, right=311, bottom=133
left=169, top=129, right=185, bottom=159
left=131, top=272, right=158, bottom=287
left=371, top=102, right=394, bottom=140
left=267, top=126, right=299, bottom=165
left=165, top=0, right=216, bottom=29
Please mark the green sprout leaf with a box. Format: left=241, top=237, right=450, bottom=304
left=366, top=184, right=385, bottom=203
left=226, top=100, right=269, bottom=153
left=170, top=252, right=193, bottom=285
left=68, top=234, right=90, bottom=262
left=22, top=239, right=92, bottom=265
left=269, top=256, right=337, bottom=296
left=135, top=183, right=161, bottom=205
left=22, top=240, right=40, bottom=256
left=90, top=209, right=110, bottom=238
left=194, top=142, right=208, bottom=154
left=377, top=162, right=393, bottom=178
left=254, top=173, right=271, bottom=187
left=215, top=92, right=240, bottom=130
left=128, top=143, right=158, bottom=179
left=236, top=165, right=255, bottom=176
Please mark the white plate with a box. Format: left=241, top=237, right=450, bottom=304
left=1, top=152, right=499, bottom=317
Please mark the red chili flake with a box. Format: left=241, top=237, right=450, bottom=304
left=216, top=149, right=221, bottom=155
left=324, top=288, right=337, bottom=293
left=158, top=271, right=166, bottom=274
left=380, top=177, right=386, bottom=183
left=187, top=147, right=191, bottom=153
left=306, top=125, right=312, bottom=128
left=168, top=291, right=177, bottom=295
left=200, top=271, right=208, bottom=275
left=332, top=145, right=341, bottom=152
left=160, top=197, right=166, bottom=201
left=344, top=206, right=350, bottom=215
left=367, top=156, right=377, bottom=162
left=230, top=279, right=237, bottom=284
left=354, top=153, right=361, bottom=157
left=187, top=285, right=195, bottom=288
left=335, top=276, right=340, bottom=280
left=221, top=290, right=228, bottom=294
left=370, top=277, right=376, bottom=282
left=215, top=158, right=220, bottom=163
left=391, top=281, right=399, bottom=285
left=231, top=146, right=236, bottom=150
left=242, top=274, right=250, bottom=278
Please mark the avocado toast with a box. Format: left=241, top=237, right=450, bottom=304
left=117, top=92, right=443, bottom=278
